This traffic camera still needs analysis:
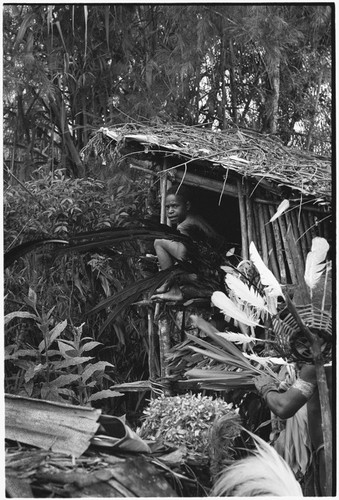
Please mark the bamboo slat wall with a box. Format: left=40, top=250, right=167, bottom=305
left=245, top=194, right=330, bottom=288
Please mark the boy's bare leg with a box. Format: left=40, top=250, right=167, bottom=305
left=152, top=239, right=187, bottom=297
left=154, top=239, right=187, bottom=269
left=152, top=239, right=185, bottom=300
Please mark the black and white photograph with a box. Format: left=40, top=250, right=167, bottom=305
left=3, top=3, right=334, bottom=497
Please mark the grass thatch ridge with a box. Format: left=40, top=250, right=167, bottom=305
left=82, top=122, right=331, bottom=202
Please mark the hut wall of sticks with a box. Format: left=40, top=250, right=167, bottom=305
left=82, top=122, right=332, bottom=300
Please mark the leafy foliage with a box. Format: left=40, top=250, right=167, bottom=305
left=139, top=393, right=239, bottom=460
left=3, top=4, right=332, bottom=181
left=4, top=169, right=156, bottom=403
left=5, top=289, right=121, bottom=405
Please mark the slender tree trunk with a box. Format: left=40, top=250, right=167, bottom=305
left=305, top=68, right=324, bottom=151
left=48, top=95, right=85, bottom=177
left=229, top=39, right=238, bottom=124
left=220, top=29, right=227, bottom=130
left=266, top=53, right=280, bottom=134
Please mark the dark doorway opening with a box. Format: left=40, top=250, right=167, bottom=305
left=183, top=184, right=241, bottom=248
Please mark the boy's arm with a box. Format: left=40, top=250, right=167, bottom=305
left=254, top=365, right=317, bottom=419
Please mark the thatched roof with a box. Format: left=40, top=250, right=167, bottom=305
left=82, top=122, right=332, bottom=206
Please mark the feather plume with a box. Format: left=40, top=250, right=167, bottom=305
left=243, top=353, right=288, bottom=366
left=225, top=273, right=268, bottom=311
left=304, top=237, right=330, bottom=291
left=220, top=265, right=236, bottom=274
left=216, top=331, right=256, bottom=345
left=211, top=430, right=303, bottom=497
left=269, top=199, right=290, bottom=223
left=211, top=291, right=260, bottom=327
left=249, top=242, right=284, bottom=298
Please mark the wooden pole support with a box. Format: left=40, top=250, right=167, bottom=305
left=237, top=179, right=248, bottom=260
left=158, top=315, right=172, bottom=396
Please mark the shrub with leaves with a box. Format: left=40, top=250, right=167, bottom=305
left=4, top=169, right=155, bottom=397
left=4, top=288, right=122, bottom=405
left=139, top=393, right=239, bottom=459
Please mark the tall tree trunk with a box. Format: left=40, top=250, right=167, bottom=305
left=47, top=93, right=85, bottom=177
left=220, top=21, right=228, bottom=130
left=305, top=68, right=324, bottom=151
left=229, top=39, right=238, bottom=125
left=265, top=53, right=280, bottom=134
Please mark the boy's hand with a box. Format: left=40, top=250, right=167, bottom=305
left=254, top=374, right=279, bottom=399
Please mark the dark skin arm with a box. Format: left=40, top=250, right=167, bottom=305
left=256, top=365, right=317, bottom=419
left=266, top=386, right=309, bottom=419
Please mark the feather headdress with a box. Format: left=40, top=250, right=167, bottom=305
left=211, top=430, right=303, bottom=497
left=225, top=273, right=268, bottom=312
left=304, top=237, right=330, bottom=293
left=211, top=291, right=260, bottom=327
left=249, top=242, right=284, bottom=299
left=216, top=331, right=255, bottom=345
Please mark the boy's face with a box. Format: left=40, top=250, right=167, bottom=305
left=165, top=194, right=189, bottom=226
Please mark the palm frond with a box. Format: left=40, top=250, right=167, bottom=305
left=184, top=367, right=255, bottom=390
left=190, top=315, right=254, bottom=365
left=185, top=333, right=258, bottom=372
left=90, top=268, right=184, bottom=337
left=187, top=345, right=257, bottom=370
left=185, top=367, right=255, bottom=381
left=89, top=267, right=176, bottom=315
left=5, top=238, right=68, bottom=268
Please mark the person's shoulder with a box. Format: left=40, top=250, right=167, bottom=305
left=185, top=214, right=203, bottom=223
left=299, top=364, right=317, bottom=384
left=179, top=214, right=205, bottom=230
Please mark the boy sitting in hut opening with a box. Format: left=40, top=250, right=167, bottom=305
left=152, top=186, right=222, bottom=301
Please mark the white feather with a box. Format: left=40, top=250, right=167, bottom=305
left=304, top=237, right=330, bottom=291
left=220, top=265, right=235, bottom=274
left=249, top=242, right=284, bottom=298
left=264, top=290, right=279, bottom=315
left=269, top=199, right=290, bottom=223
left=216, top=331, right=255, bottom=345
left=225, top=273, right=268, bottom=311
left=243, top=353, right=288, bottom=366
left=211, top=431, right=303, bottom=497
left=211, top=291, right=260, bottom=327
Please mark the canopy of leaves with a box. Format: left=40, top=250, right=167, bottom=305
left=3, top=4, right=332, bottom=180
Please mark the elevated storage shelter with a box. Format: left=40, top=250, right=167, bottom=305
left=82, top=123, right=332, bottom=300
